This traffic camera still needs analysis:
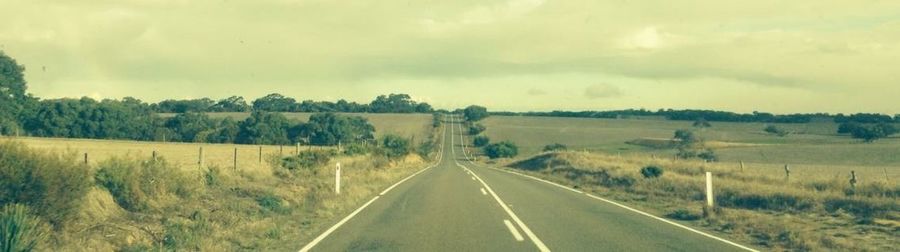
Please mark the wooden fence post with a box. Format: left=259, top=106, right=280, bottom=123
left=884, top=167, right=890, bottom=183
left=850, top=171, right=858, bottom=188
left=784, top=165, right=791, bottom=181
left=259, top=146, right=263, bottom=163
left=740, top=161, right=745, bottom=172
left=233, top=148, right=238, bottom=171
left=84, top=153, right=88, bottom=165
left=152, top=150, right=157, bottom=161
left=198, top=147, right=204, bottom=168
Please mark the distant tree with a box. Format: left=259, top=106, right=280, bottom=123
left=764, top=125, right=789, bottom=137
left=484, top=141, right=518, bottom=159
left=154, top=98, right=216, bottom=113
left=252, top=93, right=296, bottom=112
left=0, top=51, right=31, bottom=134
left=210, top=96, right=251, bottom=112
left=542, top=143, right=568, bottom=152
left=369, top=93, right=432, bottom=113
left=693, top=118, right=711, bottom=128
left=673, top=129, right=700, bottom=147
left=837, top=122, right=862, bottom=134
left=468, top=123, right=486, bottom=135
left=209, top=117, right=239, bottom=143
left=236, top=111, right=295, bottom=145
left=304, top=113, right=375, bottom=146
left=463, top=105, right=489, bottom=122
left=380, top=134, right=411, bottom=159
left=432, top=113, right=442, bottom=128
left=850, top=123, right=898, bottom=143
left=164, top=112, right=215, bottom=142
left=473, top=136, right=490, bottom=147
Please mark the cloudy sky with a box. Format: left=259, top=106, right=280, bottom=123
left=2, top=0, right=899, bottom=113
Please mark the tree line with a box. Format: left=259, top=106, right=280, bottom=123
left=490, top=109, right=900, bottom=124
left=154, top=93, right=433, bottom=114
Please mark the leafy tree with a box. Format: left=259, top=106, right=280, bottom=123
left=153, top=98, right=215, bottom=113
left=380, top=134, right=411, bottom=159
left=542, top=143, right=568, bottom=152
left=484, top=141, right=518, bottom=159
left=236, top=112, right=296, bottom=145
left=432, top=113, right=442, bottom=128
left=0, top=51, right=32, bottom=134
left=208, top=117, right=239, bottom=143
left=210, top=96, right=251, bottom=112
left=473, top=136, right=490, bottom=147
left=850, top=123, right=898, bottom=142
left=304, top=113, right=375, bottom=146
left=252, top=93, right=296, bottom=112
left=468, top=123, right=486, bottom=135
left=463, top=105, right=489, bottom=122
left=837, top=122, right=862, bottom=134
left=673, top=129, right=700, bottom=147
left=164, top=112, right=215, bottom=142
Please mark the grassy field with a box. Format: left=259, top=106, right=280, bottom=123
left=480, top=115, right=900, bottom=181
left=159, top=112, right=434, bottom=141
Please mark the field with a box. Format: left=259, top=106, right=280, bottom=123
left=480, top=116, right=900, bottom=182
left=159, top=112, right=434, bottom=141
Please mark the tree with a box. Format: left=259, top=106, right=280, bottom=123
left=473, top=136, right=490, bottom=147
left=542, top=143, right=568, bottom=152
left=210, top=96, right=251, bottom=112
left=673, top=129, right=700, bottom=147
left=463, top=105, right=489, bottom=122
left=850, top=123, right=898, bottom=143
left=0, top=51, right=30, bottom=134
left=164, top=112, right=215, bottom=142
left=209, top=117, right=239, bottom=143
left=837, top=122, right=862, bottom=134
left=153, top=98, right=215, bottom=113
left=236, top=111, right=295, bottom=145
left=368, top=94, right=432, bottom=113
left=484, top=141, right=518, bottom=159
left=252, top=93, right=296, bottom=112
left=468, top=123, right=486, bottom=135
left=304, top=113, right=375, bottom=146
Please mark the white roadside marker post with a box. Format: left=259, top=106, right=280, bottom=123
left=706, top=172, right=714, bottom=207
left=336, top=162, right=342, bottom=195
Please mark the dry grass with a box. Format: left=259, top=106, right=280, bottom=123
left=502, top=151, right=899, bottom=251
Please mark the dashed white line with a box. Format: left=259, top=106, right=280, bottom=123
left=480, top=188, right=487, bottom=195
left=503, top=220, right=525, bottom=241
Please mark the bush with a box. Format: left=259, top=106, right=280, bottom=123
left=640, top=166, right=664, bottom=179
left=764, top=125, right=789, bottom=137
left=416, top=139, right=435, bottom=159
left=542, top=143, right=567, bottom=152
left=473, top=136, right=490, bottom=147
left=673, top=129, right=700, bottom=147
left=256, top=193, right=290, bottom=214
left=95, top=158, right=197, bottom=212
left=380, top=134, right=411, bottom=159
left=468, top=124, right=486, bottom=135
left=484, top=141, right=518, bottom=159
left=0, top=142, right=92, bottom=227
left=693, top=118, right=711, bottom=128
left=0, top=204, right=48, bottom=252
left=281, top=150, right=334, bottom=170
left=849, top=123, right=897, bottom=142
left=665, top=208, right=701, bottom=221
left=343, top=143, right=372, bottom=156
left=698, top=149, right=718, bottom=162
left=463, top=105, right=489, bottom=122
left=837, top=122, right=862, bottom=134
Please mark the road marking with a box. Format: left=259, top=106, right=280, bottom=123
left=300, top=122, right=448, bottom=252
left=299, top=196, right=380, bottom=252
left=474, top=164, right=758, bottom=252
left=471, top=177, right=476, bottom=181
left=503, top=220, right=525, bottom=241
left=458, top=162, right=550, bottom=252
left=480, top=188, right=487, bottom=195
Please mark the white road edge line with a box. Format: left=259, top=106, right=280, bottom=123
left=480, top=164, right=759, bottom=252
left=457, top=162, right=551, bottom=252
left=503, top=219, right=525, bottom=242
left=299, top=120, right=447, bottom=252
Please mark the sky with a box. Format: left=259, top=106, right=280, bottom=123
left=2, top=0, right=899, bottom=114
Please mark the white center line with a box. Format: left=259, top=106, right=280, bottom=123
left=503, top=220, right=525, bottom=241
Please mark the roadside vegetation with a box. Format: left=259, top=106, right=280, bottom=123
left=502, top=151, right=898, bottom=251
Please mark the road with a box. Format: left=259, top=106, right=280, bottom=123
left=299, top=115, right=756, bottom=252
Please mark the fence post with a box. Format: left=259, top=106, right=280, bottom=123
left=259, top=146, right=262, bottom=163
left=152, top=150, right=158, bottom=161
left=296, top=143, right=300, bottom=155
left=849, top=171, right=858, bottom=188
left=706, top=172, right=714, bottom=207
left=740, top=161, right=745, bottom=172
left=84, top=153, right=88, bottom=165
left=198, top=147, right=204, bottom=167
left=884, top=167, right=890, bottom=183
left=233, top=148, right=238, bottom=171
left=280, top=145, right=284, bottom=156
left=335, top=162, right=341, bottom=195
left=784, top=165, right=791, bottom=181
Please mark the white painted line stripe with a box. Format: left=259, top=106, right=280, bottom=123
left=380, top=166, right=431, bottom=196
left=504, top=219, right=525, bottom=241
left=299, top=195, right=380, bottom=252
left=471, top=177, right=476, bottom=181
left=583, top=193, right=758, bottom=251
left=493, top=168, right=583, bottom=194
left=460, top=164, right=551, bottom=252
left=480, top=188, right=487, bottom=195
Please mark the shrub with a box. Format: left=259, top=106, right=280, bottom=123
left=837, top=122, right=862, bottom=134
left=463, top=105, right=489, bottom=122
left=281, top=150, right=334, bottom=170
left=343, top=143, right=372, bottom=156
left=416, top=139, right=435, bottom=159
left=542, top=143, right=567, bottom=152
left=693, top=118, right=711, bottom=128
left=698, top=149, right=718, bottom=162
left=95, top=158, right=197, bottom=212
left=0, top=204, right=48, bottom=252
left=640, top=166, right=664, bottom=179
left=484, top=141, right=519, bottom=159
left=473, top=136, right=490, bottom=147
left=468, top=124, right=486, bottom=135
left=764, top=125, right=789, bottom=137
left=0, top=142, right=92, bottom=227
left=204, top=166, right=223, bottom=187
left=256, top=193, right=290, bottom=214
left=849, top=123, right=897, bottom=142
left=380, top=134, right=411, bottom=159
left=673, top=129, right=700, bottom=147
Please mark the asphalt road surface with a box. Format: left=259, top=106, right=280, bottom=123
left=299, top=115, right=756, bottom=252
